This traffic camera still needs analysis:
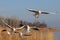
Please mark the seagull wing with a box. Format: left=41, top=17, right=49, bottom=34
left=27, top=9, right=39, bottom=13
left=42, top=12, right=56, bottom=14
left=1, top=19, right=13, bottom=28
left=49, top=12, right=56, bottom=14
left=41, top=12, right=49, bottom=14
left=31, top=27, right=39, bottom=30
left=16, top=26, right=25, bottom=29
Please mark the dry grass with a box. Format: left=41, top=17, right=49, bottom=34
left=0, top=26, right=41, bottom=40
left=0, top=26, right=58, bottom=40
left=0, top=16, right=47, bottom=40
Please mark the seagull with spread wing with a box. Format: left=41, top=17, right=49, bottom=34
left=27, top=9, right=56, bottom=18
left=24, top=25, right=39, bottom=34
left=1, top=19, right=25, bottom=34
left=1, top=19, right=32, bottom=38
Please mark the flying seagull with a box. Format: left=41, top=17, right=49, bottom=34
left=27, top=9, right=56, bottom=18
left=24, top=25, right=39, bottom=34
left=1, top=19, right=25, bottom=34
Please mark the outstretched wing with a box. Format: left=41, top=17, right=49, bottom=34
left=1, top=19, right=13, bottom=28
left=42, top=11, right=56, bottom=14
left=27, top=9, right=39, bottom=13
left=31, top=27, right=39, bottom=30
left=41, top=12, right=49, bottom=14
left=49, top=12, right=56, bottom=14
left=16, top=25, right=25, bottom=29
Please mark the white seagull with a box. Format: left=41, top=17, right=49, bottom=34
left=24, top=25, right=39, bottom=34
left=1, top=19, right=25, bottom=35
left=1, top=19, right=31, bottom=38
left=27, top=9, right=56, bottom=18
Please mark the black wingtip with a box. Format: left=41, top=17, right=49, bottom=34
left=32, top=28, right=39, bottom=30
left=24, top=34, right=31, bottom=36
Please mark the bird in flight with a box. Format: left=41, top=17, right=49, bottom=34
left=27, top=8, right=56, bottom=18
left=1, top=19, right=25, bottom=35
left=1, top=19, right=31, bottom=38
left=24, top=25, right=39, bottom=34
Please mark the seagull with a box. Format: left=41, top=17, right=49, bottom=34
left=1, top=19, right=25, bottom=35
left=24, top=25, right=39, bottom=34
left=1, top=19, right=31, bottom=38
left=27, top=9, right=56, bottom=18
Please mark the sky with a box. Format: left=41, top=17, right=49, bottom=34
left=0, top=0, right=60, bottom=40
left=0, top=0, right=60, bottom=26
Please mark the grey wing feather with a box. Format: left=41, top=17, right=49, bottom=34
left=27, top=9, right=39, bottom=13
left=41, top=12, right=49, bottom=14
left=1, top=19, right=13, bottom=28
